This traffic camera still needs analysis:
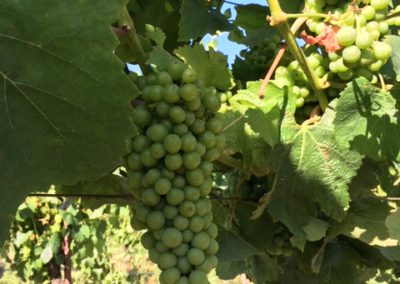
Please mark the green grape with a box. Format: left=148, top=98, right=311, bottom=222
left=158, top=252, right=177, bottom=270
left=182, top=68, right=198, bottom=84
left=157, top=71, right=173, bottom=86
left=141, top=231, right=156, bottom=250
left=180, top=84, right=198, bottom=101
left=371, top=0, right=389, bottom=10
left=372, top=41, right=392, bottom=61
left=160, top=268, right=181, bottom=284
left=335, top=26, right=357, bottom=46
left=161, top=228, right=183, bottom=248
left=166, top=188, right=185, bottom=206
left=342, top=45, right=361, bottom=64
left=355, top=31, right=373, bottom=49
left=163, top=134, right=182, bottom=154
left=146, top=211, right=165, bottom=230
left=191, top=232, right=210, bottom=250
left=187, top=248, right=205, bottom=266
left=189, top=270, right=208, bottom=284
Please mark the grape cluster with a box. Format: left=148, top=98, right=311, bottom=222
left=233, top=36, right=284, bottom=83
left=238, top=177, right=270, bottom=202
left=266, top=226, right=295, bottom=257
left=274, top=52, right=326, bottom=108
left=305, top=0, right=393, bottom=82
left=126, top=60, right=225, bottom=284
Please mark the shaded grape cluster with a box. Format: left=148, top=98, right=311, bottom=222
left=238, top=176, right=270, bottom=202
left=266, top=225, right=295, bottom=257
left=126, top=60, right=225, bottom=284
left=233, top=36, right=282, bottom=83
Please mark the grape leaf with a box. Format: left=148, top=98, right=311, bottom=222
left=216, top=229, right=261, bottom=262
left=234, top=4, right=270, bottom=31
left=230, top=4, right=279, bottom=47
left=179, top=0, right=232, bottom=41
left=175, top=44, right=234, bottom=91
left=216, top=259, right=247, bottom=280
left=330, top=195, right=398, bottom=247
left=385, top=35, right=400, bottom=82
left=221, top=81, right=294, bottom=175
left=0, top=0, right=137, bottom=243
left=334, top=78, right=400, bottom=161
left=57, top=174, right=131, bottom=210
left=248, top=255, right=283, bottom=283
left=385, top=209, right=400, bottom=242
left=127, top=0, right=181, bottom=52
left=268, top=110, right=362, bottom=248
left=300, top=26, right=341, bottom=53
left=232, top=84, right=281, bottom=147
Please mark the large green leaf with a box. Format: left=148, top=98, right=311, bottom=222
left=268, top=110, right=362, bottom=248
left=179, top=0, right=232, bottom=41
left=58, top=174, right=131, bottom=210
left=330, top=195, right=398, bottom=247
left=334, top=78, right=400, bottom=161
left=385, top=208, right=400, bottom=242
left=0, top=0, right=137, bottom=243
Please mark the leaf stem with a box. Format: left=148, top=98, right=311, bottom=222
left=266, top=0, right=329, bottom=111
left=217, top=153, right=244, bottom=171
left=285, top=13, right=330, bottom=20
left=118, top=8, right=150, bottom=74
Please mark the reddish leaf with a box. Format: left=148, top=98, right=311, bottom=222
left=301, top=25, right=341, bottom=53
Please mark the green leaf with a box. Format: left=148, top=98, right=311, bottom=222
left=145, top=24, right=166, bottom=47
left=268, top=110, right=362, bottom=247
left=216, top=259, right=247, bottom=280
left=232, top=84, right=281, bottom=147
left=334, top=78, right=400, bottom=161
left=385, top=35, right=400, bottom=81
left=40, top=247, right=53, bottom=265
left=221, top=81, right=294, bottom=175
left=235, top=202, right=275, bottom=251
left=127, top=0, right=181, bottom=52
left=58, top=174, right=131, bottom=210
left=386, top=209, right=400, bottom=242
left=0, top=0, right=137, bottom=243
left=175, top=44, right=234, bottom=91
left=179, top=0, right=231, bottom=41
left=330, top=196, right=398, bottom=247
left=231, top=4, right=280, bottom=47
left=234, top=4, right=270, bottom=30
left=216, top=229, right=261, bottom=262
left=146, top=46, right=175, bottom=70
left=248, top=255, right=283, bottom=283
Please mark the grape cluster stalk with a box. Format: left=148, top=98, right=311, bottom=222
left=125, top=59, right=225, bottom=284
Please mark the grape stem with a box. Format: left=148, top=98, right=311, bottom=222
left=258, top=17, right=307, bottom=98
left=117, top=8, right=150, bottom=74
left=217, top=153, right=244, bottom=171
left=285, top=13, right=330, bottom=20
left=266, top=0, right=329, bottom=111
left=378, top=73, right=386, bottom=91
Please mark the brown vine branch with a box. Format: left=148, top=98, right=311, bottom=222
left=62, top=221, right=72, bottom=284
left=258, top=17, right=307, bottom=98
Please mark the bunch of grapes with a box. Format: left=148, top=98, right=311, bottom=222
left=126, top=60, right=225, bottom=284
left=233, top=36, right=283, bottom=83
left=238, top=176, right=270, bottom=202
left=305, top=0, right=394, bottom=83
left=266, top=225, right=295, bottom=257
left=274, top=52, right=326, bottom=109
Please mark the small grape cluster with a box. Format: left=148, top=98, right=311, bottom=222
left=274, top=52, right=326, bottom=108
left=306, top=0, right=393, bottom=83
left=238, top=177, right=270, bottom=202
left=266, top=225, right=294, bottom=257
left=126, top=60, right=225, bottom=284
left=233, top=36, right=283, bottom=83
